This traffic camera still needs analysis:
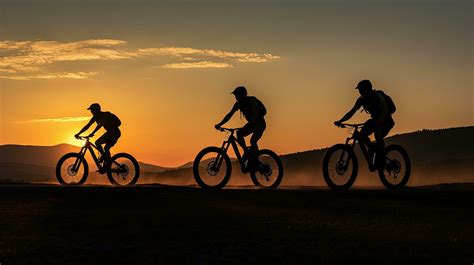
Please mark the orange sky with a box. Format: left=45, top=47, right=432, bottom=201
left=1, top=0, right=472, bottom=167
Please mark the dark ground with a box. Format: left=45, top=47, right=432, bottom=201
left=0, top=184, right=473, bottom=265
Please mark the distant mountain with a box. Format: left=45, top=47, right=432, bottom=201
left=0, top=143, right=169, bottom=183
left=1, top=126, right=473, bottom=186
left=145, top=126, right=474, bottom=187
left=279, top=126, right=474, bottom=186
left=136, top=162, right=171, bottom=174
left=176, top=161, right=194, bottom=169
left=0, top=144, right=78, bottom=167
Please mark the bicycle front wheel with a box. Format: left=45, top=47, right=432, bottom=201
left=378, top=144, right=411, bottom=189
left=107, top=153, right=140, bottom=186
left=56, top=153, right=89, bottom=185
left=250, top=149, right=284, bottom=189
left=322, top=144, right=358, bottom=190
left=193, top=147, right=231, bottom=190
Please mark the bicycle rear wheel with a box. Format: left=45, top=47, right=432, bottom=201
left=378, top=144, right=411, bottom=189
left=322, top=144, right=358, bottom=190
left=56, top=153, right=88, bottom=185
left=250, top=149, right=284, bottom=188
left=193, top=147, right=231, bottom=189
left=107, top=153, right=140, bottom=186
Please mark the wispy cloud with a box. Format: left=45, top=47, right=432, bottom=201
left=138, top=47, right=280, bottom=63
left=162, top=61, right=232, bottom=69
left=0, top=72, right=97, bottom=80
left=0, top=39, right=280, bottom=79
left=0, top=39, right=129, bottom=73
left=22, top=116, right=91, bottom=123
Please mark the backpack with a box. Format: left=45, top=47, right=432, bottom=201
left=377, top=90, right=396, bottom=114
left=251, top=96, right=267, bottom=117
left=105, top=111, right=121, bottom=128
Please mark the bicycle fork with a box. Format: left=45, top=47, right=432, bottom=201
left=212, top=140, right=231, bottom=171
left=72, top=147, right=87, bottom=172
left=336, top=138, right=354, bottom=172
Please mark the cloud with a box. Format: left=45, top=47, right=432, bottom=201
left=0, top=39, right=280, bottom=80
left=0, top=39, right=130, bottom=74
left=138, top=47, right=203, bottom=56
left=138, top=47, right=280, bottom=63
left=162, top=61, right=232, bottom=69
left=22, top=116, right=91, bottom=123
left=0, top=41, right=30, bottom=51
left=0, top=72, right=97, bottom=80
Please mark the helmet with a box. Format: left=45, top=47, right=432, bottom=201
left=87, top=103, right=101, bottom=112
left=231, top=86, right=248, bottom=97
left=355, top=80, right=372, bottom=90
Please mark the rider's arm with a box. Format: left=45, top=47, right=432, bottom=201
left=376, top=93, right=389, bottom=125
left=338, top=98, right=363, bottom=123
left=89, top=124, right=103, bottom=136
left=76, top=117, right=95, bottom=136
left=216, top=104, right=238, bottom=127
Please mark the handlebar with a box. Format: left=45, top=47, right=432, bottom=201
left=336, top=123, right=365, bottom=128
left=76, top=135, right=92, bottom=140
left=218, top=127, right=240, bottom=132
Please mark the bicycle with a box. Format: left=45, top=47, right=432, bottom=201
left=322, top=123, right=411, bottom=190
left=193, top=127, right=283, bottom=189
left=56, top=136, right=140, bottom=186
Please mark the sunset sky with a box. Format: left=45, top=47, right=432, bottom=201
left=0, top=0, right=472, bottom=167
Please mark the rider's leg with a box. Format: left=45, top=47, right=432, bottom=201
left=374, top=121, right=393, bottom=169
left=95, top=134, right=108, bottom=162
left=237, top=125, right=253, bottom=172
left=373, top=129, right=386, bottom=169
left=101, top=137, right=119, bottom=174
left=360, top=119, right=377, bottom=169
left=248, top=120, right=266, bottom=171
left=103, top=129, right=121, bottom=165
left=360, top=119, right=376, bottom=152
left=237, top=124, right=252, bottom=153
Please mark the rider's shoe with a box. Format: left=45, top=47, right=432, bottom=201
left=97, top=161, right=109, bottom=174
left=370, top=153, right=385, bottom=171
left=368, top=150, right=377, bottom=171
left=368, top=149, right=375, bottom=161
left=246, top=159, right=258, bottom=173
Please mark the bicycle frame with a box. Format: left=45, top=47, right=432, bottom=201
left=72, top=138, right=120, bottom=172
left=215, top=130, right=246, bottom=169
left=339, top=123, right=400, bottom=173
left=342, top=125, right=377, bottom=170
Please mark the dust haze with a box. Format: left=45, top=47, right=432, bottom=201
left=1, top=126, right=473, bottom=187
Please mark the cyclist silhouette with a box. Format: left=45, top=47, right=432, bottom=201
left=75, top=103, right=122, bottom=173
left=334, top=80, right=395, bottom=169
left=215, top=86, right=267, bottom=172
